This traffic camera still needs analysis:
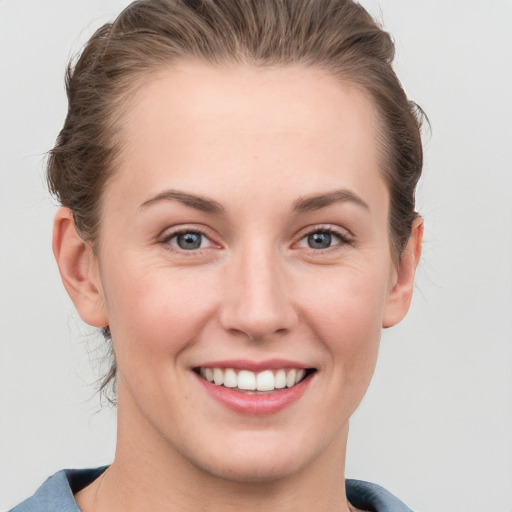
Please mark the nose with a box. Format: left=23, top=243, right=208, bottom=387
left=219, top=244, right=298, bottom=342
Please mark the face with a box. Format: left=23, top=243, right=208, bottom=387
left=74, top=63, right=415, bottom=482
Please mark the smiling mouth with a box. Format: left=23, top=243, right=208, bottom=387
left=195, top=367, right=316, bottom=393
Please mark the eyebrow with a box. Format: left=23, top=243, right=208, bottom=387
left=139, top=188, right=368, bottom=215
left=139, top=189, right=224, bottom=214
left=292, top=189, right=370, bottom=213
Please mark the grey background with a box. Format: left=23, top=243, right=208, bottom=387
left=1, top=1, right=511, bottom=510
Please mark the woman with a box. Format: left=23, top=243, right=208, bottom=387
left=9, top=0, right=423, bottom=510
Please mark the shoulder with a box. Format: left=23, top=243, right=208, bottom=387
left=8, top=467, right=107, bottom=512
left=346, top=479, right=414, bottom=512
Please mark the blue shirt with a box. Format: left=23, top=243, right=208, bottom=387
left=9, top=467, right=414, bottom=511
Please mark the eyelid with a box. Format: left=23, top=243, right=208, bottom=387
left=293, top=224, right=354, bottom=250
left=158, top=225, right=221, bottom=253
left=156, top=223, right=353, bottom=254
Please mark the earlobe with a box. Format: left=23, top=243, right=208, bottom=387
left=52, top=207, right=108, bottom=328
left=382, top=216, right=423, bottom=328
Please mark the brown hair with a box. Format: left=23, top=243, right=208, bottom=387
left=47, top=0, right=425, bottom=399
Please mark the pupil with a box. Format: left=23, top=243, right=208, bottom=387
left=308, top=232, right=331, bottom=249
left=178, top=232, right=202, bottom=250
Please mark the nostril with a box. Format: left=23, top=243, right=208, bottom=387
left=219, top=305, right=298, bottom=342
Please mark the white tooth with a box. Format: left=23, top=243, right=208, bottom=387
left=286, top=369, right=297, bottom=388
left=213, top=368, right=224, bottom=386
left=238, top=370, right=256, bottom=390
left=204, top=368, right=214, bottom=382
left=256, top=370, right=275, bottom=391
left=274, top=369, right=286, bottom=389
left=295, top=369, right=306, bottom=384
left=223, top=368, right=237, bottom=388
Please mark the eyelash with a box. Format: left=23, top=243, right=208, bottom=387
left=159, top=228, right=214, bottom=254
left=295, top=225, right=354, bottom=252
left=158, top=225, right=353, bottom=254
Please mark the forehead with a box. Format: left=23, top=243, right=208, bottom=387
left=113, top=62, right=385, bottom=207
left=124, top=62, right=379, bottom=145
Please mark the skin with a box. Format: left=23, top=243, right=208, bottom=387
left=53, top=63, right=422, bottom=512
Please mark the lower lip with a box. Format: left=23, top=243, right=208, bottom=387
left=196, top=373, right=312, bottom=415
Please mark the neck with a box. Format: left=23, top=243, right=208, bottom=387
left=77, top=391, right=353, bottom=512
left=92, top=447, right=352, bottom=512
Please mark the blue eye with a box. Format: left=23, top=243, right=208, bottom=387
left=168, top=231, right=210, bottom=251
left=297, top=228, right=347, bottom=250
left=307, top=232, right=335, bottom=249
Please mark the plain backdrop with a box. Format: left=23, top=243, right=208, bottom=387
left=1, top=1, right=511, bottom=511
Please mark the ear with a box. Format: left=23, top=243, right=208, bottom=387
left=52, top=207, right=109, bottom=328
left=382, top=216, right=423, bottom=328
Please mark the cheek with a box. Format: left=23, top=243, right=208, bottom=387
left=298, top=263, right=390, bottom=365
left=101, top=259, right=217, bottom=368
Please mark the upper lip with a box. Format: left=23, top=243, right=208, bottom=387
left=194, top=359, right=313, bottom=372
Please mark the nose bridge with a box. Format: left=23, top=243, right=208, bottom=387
left=220, top=240, right=296, bottom=340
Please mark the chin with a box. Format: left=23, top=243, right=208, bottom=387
left=194, top=451, right=310, bottom=484
left=177, top=428, right=331, bottom=485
